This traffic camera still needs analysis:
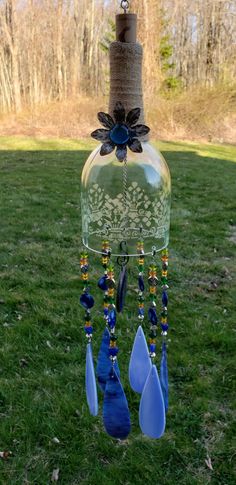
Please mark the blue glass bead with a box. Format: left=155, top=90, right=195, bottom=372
left=84, top=326, right=93, bottom=334
left=80, top=292, right=94, bottom=309
left=110, top=123, right=130, bottom=145
left=98, top=275, right=108, bottom=291
left=109, top=347, right=119, bottom=356
left=161, top=323, right=169, bottom=331
left=149, top=343, right=156, bottom=353
left=138, top=275, right=145, bottom=292
left=104, top=308, right=109, bottom=316
left=139, top=308, right=145, bottom=316
left=108, top=308, right=116, bottom=328
left=148, top=307, right=157, bottom=325
left=162, top=291, right=168, bottom=307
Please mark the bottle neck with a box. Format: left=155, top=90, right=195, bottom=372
left=108, top=41, right=145, bottom=125
left=108, top=13, right=146, bottom=127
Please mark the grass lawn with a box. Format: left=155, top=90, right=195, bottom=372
left=0, top=137, right=235, bottom=484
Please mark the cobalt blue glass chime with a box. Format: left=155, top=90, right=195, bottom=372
left=80, top=4, right=171, bottom=440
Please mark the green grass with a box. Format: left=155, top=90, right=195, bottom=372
left=0, top=137, right=235, bottom=484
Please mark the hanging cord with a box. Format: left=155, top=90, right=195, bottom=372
left=120, top=0, right=130, bottom=14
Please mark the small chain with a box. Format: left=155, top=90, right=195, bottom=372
left=123, top=157, right=127, bottom=214
left=120, top=0, right=130, bottom=14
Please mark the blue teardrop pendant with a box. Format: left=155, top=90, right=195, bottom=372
left=160, top=342, right=168, bottom=412
left=85, top=343, right=98, bottom=416
left=103, top=369, right=131, bottom=440
left=96, top=327, right=120, bottom=392
left=139, top=365, right=165, bottom=439
left=129, top=325, right=152, bottom=394
left=116, top=266, right=128, bottom=313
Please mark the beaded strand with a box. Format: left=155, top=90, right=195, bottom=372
left=80, top=251, right=95, bottom=342
left=137, top=240, right=145, bottom=321
left=161, top=249, right=169, bottom=336
left=147, top=263, right=158, bottom=358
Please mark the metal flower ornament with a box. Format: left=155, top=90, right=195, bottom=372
left=91, top=101, right=150, bottom=162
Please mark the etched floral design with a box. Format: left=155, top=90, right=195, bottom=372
left=84, top=182, right=170, bottom=242
left=91, top=102, right=150, bottom=162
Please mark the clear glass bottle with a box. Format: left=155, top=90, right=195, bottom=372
left=81, top=142, right=170, bottom=256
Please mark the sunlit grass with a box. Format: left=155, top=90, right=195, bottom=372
left=0, top=138, right=235, bottom=484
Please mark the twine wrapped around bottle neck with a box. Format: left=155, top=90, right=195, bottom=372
left=108, top=13, right=147, bottom=135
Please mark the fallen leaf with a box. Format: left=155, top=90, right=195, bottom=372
left=51, top=468, right=60, bottom=481
left=52, top=437, right=60, bottom=444
left=205, top=456, right=213, bottom=471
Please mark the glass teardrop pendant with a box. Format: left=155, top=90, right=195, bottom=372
left=103, top=369, right=131, bottom=440
left=129, top=325, right=152, bottom=393
left=96, top=327, right=120, bottom=392
left=85, top=343, right=98, bottom=416
left=160, top=342, right=168, bottom=412
left=116, top=266, right=128, bottom=313
left=139, top=365, right=165, bottom=439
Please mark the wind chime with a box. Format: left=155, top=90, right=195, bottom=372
left=80, top=1, right=171, bottom=440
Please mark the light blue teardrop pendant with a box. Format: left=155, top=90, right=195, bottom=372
left=103, top=369, right=131, bottom=440
left=160, top=342, right=168, bottom=412
left=86, top=343, right=98, bottom=416
left=139, top=365, right=165, bottom=439
left=129, top=326, right=152, bottom=393
left=96, top=327, right=120, bottom=392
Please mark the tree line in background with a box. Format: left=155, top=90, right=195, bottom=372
left=0, top=0, right=235, bottom=113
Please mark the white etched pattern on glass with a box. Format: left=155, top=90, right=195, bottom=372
left=85, top=181, right=170, bottom=242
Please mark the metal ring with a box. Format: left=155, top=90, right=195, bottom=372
left=120, top=0, right=130, bottom=13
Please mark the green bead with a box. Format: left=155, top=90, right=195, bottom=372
left=149, top=294, right=157, bottom=301
left=161, top=310, right=168, bottom=317
left=110, top=334, right=118, bottom=341
left=161, top=276, right=168, bottom=284
left=138, top=265, right=144, bottom=272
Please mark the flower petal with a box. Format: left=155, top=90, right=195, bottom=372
left=113, top=102, right=125, bottom=123
left=100, top=141, right=115, bottom=156
left=132, top=124, right=150, bottom=137
left=91, top=129, right=110, bottom=142
left=128, top=138, right=143, bottom=153
left=116, top=145, right=127, bottom=162
left=98, top=112, right=114, bottom=129
left=126, top=107, right=141, bottom=127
